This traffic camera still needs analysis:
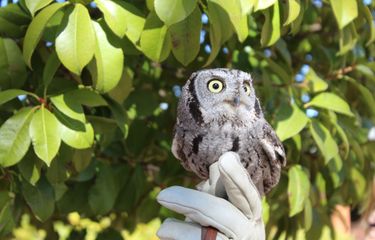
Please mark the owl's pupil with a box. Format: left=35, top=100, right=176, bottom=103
left=244, top=86, right=247, bottom=92
left=213, top=83, right=219, bottom=89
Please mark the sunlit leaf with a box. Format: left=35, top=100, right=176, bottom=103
left=95, top=0, right=127, bottom=37
left=23, top=2, right=68, bottom=67
left=255, top=0, right=276, bottom=11
left=283, top=0, right=300, bottom=26
left=29, top=105, right=61, bottom=165
left=92, top=21, right=124, bottom=93
left=169, top=7, right=201, bottom=66
left=306, top=92, right=354, bottom=116
left=140, top=11, right=171, bottom=62
left=275, top=103, right=309, bottom=141
left=288, top=165, right=310, bottom=217
left=329, top=0, right=358, bottom=29
left=55, top=4, right=95, bottom=75
left=154, top=0, right=197, bottom=26
left=0, top=107, right=35, bottom=167
left=25, top=0, right=53, bottom=16
left=261, top=0, right=280, bottom=47
left=309, top=121, right=339, bottom=163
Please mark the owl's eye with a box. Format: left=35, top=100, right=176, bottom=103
left=243, top=82, right=251, bottom=96
left=207, top=79, right=224, bottom=93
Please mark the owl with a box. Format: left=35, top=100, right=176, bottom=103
left=172, top=68, right=286, bottom=195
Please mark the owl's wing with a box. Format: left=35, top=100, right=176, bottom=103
left=258, top=122, right=286, bottom=194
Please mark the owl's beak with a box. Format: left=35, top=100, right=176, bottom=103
left=233, top=96, right=241, bottom=107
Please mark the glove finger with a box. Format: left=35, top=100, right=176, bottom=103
left=218, top=152, right=262, bottom=220
left=157, top=186, right=249, bottom=239
left=157, top=218, right=202, bottom=240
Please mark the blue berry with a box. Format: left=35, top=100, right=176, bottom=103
left=45, top=42, right=53, bottom=47
left=305, top=54, right=313, bottom=62
left=204, top=44, right=212, bottom=54
left=159, top=102, right=169, bottom=110
left=363, top=0, right=372, bottom=5
left=90, top=2, right=97, bottom=8
left=306, top=108, right=319, bottom=118
left=264, top=49, right=272, bottom=58
left=301, top=93, right=310, bottom=103
left=55, top=0, right=66, bottom=2
left=17, top=95, right=27, bottom=101
left=200, top=30, right=206, bottom=44
left=201, top=13, right=209, bottom=24
left=222, top=47, right=229, bottom=54
left=172, top=85, right=182, bottom=97
left=312, top=0, right=323, bottom=8
left=300, top=64, right=310, bottom=75
left=295, top=73, right=305, bottom=83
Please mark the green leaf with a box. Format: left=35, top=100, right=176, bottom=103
left=169, top=6, right=201, bottom=66
left=261, top=0, right=280, bottom=47
left=209, top=0, right=248, bottom=42
left=0, top=107, right=35, bottom=167
left=304, top=68, right=328, bottom=93
left=204, top=0, right=234, bottom=66
left=18, top=150, right=42, bottom=186
left=275, top=103, right=309, bottom=141
left=283, top=0, right=300, bottom=26
left=55, top=4, right=95, bottom=75
left=105, top=96, right=128, bottom=137
left=345, top=77, right=375, bottom=116
left=305, top=92, right=354, bottom=116
left=23, top=2, right=68, bottom=67
left=22, top=177, right=55, bottom=222
left=46, top=153, right=68, bottom=184
left=0, top=89, right=36, bottom=105
left=72, top=148, right=93, bottom=172
left=66, top=88, right=107, bottom=107
left=359, top=3, right=375, bottom=46
left=255, top=0, right=276, bottom=11
left=89, top=163, right=119, bottom=215
left=0, top=201, right=15, bottom=236
left=60, top=123, right=94, bottom=149
left=51, top=94, right=86, bottom=131
left=309, top=121, right=339, bottom=163
left=239, top=0, right=256, bottom=15
left=25, top=0, right=53, bottom=16
left=329, top=0, right=358, bottom=29
left=95, top=0, right=127, bottom=37
left=0, top=38, right=28, bottom=89
left=43, top=51, right=60, bottom=88
left=140, top=11, right=171, bottom=62
left=92, top=21, right=124, bottom=93
left=288, top=165, right=310, bottom=217
left=29, top=105, right=61, bottom=165
left=154, top=0, right=197, bottom=26
left=108, top=67, right=133, bottom=103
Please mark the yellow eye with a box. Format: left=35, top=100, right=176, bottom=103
left=244, top=82, right=251, bottom=95
left=207, top=79, right=224, bottom=93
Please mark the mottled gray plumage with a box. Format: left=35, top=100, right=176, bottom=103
left=172, top=68, right=286, bottom=195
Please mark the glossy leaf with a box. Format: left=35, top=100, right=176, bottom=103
left=60, top=123, right=94, bottom=149
left=0, top=107, right=35, bottom=167
left=306, top=92, right=354, bottom=116
left=169, top=7, right=201, bottom=66
left=275, top=103, right=309, bottom=141
left=29, top=105, right=61, bottom=165
left=283, top=0, right=300, bottom=26
left=255, top=0, right=276, bottom=11
left=261, top=0, right=280, bottom=47
left=55, top=4, right=95, bottom=75
left=329, top=0, right=358, bottom=29
left=23, top=3, right=68, bottom=67
left=0, top=38, right=28, bottom=89
left=288, top=165, right=310, bottom=217
left=95, top=0, right=127, bottom=37
left=209, top=0, right=248, bottom=42
left=0, top=89, right=34, bottom=105
left=92, top=21, right=124, bottom=93
left=22, top=178, right=55, bottom=222
left=25, top=0, right=53, bottom=16
left=42, top=51, right=60, bottom=88
left=154, top=0, right=197, bottom=26
left=304, top=68, right=328, bottom=93
left=140, top=11, right=171, bottom=62
left=66, top=88, right=107, bottom=107
left=309, top=121, right=339, bottom=163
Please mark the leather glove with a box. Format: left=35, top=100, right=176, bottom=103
left=157, top=152, right=265, bottom=240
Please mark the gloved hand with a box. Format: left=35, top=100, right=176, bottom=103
left=156, top=152, right=265, bottom=240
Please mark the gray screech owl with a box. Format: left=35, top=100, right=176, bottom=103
left=172, top=68, right=286, bottom=195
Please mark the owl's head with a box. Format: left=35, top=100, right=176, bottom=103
left=180, top=68, right=262, bottom=126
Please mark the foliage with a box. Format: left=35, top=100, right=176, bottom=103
left=0, top=0, right=375, bottom=239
